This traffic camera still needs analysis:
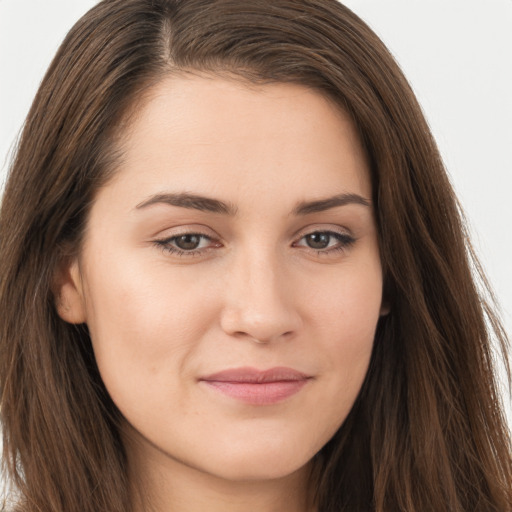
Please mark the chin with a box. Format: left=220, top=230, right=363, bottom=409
left=197, top=437, right=318, bottom=482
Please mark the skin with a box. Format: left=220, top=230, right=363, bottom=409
left=56, top=75, right=387, bottom=512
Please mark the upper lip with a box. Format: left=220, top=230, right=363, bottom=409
left=200, top=366, right=310, bottom=383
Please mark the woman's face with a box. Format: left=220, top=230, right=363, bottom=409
left=58, top=75, right=386, bottom=483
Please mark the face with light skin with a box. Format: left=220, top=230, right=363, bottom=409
left=56, top=74, right=386, bottom=511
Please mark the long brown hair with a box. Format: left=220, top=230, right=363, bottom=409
left=1, top=1, right=510, bottom=510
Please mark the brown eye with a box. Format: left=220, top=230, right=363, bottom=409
left=175, top=234, right=202, bottom=250
left=294, top=230, right=356, bottom=255
left=154, top=232, right=220, bottom=257
left=305, top=232, right=331, bottom=249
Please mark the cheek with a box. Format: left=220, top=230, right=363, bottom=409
left=307, top=260, right=382, bottom=404
left=310, top=255, right=383, bottom=335
left=81, top=251, right=218, bottom=401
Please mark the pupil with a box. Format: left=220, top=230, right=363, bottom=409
left=176, top=234, right=201, bottom=250
left=306, top=232, right=330, bottom=249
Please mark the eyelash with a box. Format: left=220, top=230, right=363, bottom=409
left=153, top=233, right=218, bottom=258
left=294, top=231, right=356, bottom=256
left=153, top=230, right=356, bottom=258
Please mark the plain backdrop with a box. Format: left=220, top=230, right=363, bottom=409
left=0, top=0, right=511, bottom=420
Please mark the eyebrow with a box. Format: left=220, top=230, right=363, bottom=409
left=292, top=193, right=371, bottom=215
left=135, top=193, right=238, bottom=215
left=135, top=192, right=371, bottom=216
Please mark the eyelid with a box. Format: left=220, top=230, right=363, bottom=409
left=151, top=223, right=218, bottom=239
left=153, top=232, right=221, bottom=257
left=151, top=223, right=223, bottom=255
left=292, top=223, right=353, bottom=239
left=291, top=225, right=356, bottom=256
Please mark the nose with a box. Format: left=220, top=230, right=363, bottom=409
left=219, top=248, right=302, bottom=344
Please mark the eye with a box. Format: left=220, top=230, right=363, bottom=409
left=153, top=232, right=220, bottom=256
left=173, top=234, right=207, bottom=251
left=294, top=230, right=355, bottom=254
left=304, top=232, right=333, bottom=250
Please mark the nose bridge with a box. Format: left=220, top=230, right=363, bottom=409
left=220, top=244, right=300, bottom=343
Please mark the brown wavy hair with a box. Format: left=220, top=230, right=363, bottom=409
left=0, top=1, right=510, bottom=510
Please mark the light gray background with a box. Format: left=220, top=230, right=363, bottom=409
left=1, top=1, right=511, bottom=421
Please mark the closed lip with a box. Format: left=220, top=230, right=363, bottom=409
left=199, top=366, right=311, bottom=383
left=199, top=366, right=312, bottom=405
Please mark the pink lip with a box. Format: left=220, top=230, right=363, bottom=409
left=199, top=366, right=311, bottom=405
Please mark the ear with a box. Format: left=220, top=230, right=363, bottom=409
left=52, top=257, right=87, bottom=324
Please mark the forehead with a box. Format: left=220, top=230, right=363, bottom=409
left=101, top=74, right=371, bottom=211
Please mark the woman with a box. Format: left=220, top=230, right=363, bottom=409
left=0, top=0, right=510, bottom=511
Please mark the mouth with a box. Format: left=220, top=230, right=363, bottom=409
left=199, top=366, right=312, bottom=405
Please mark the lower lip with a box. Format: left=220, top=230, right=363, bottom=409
left=201, top=380, right=309, bottom=405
